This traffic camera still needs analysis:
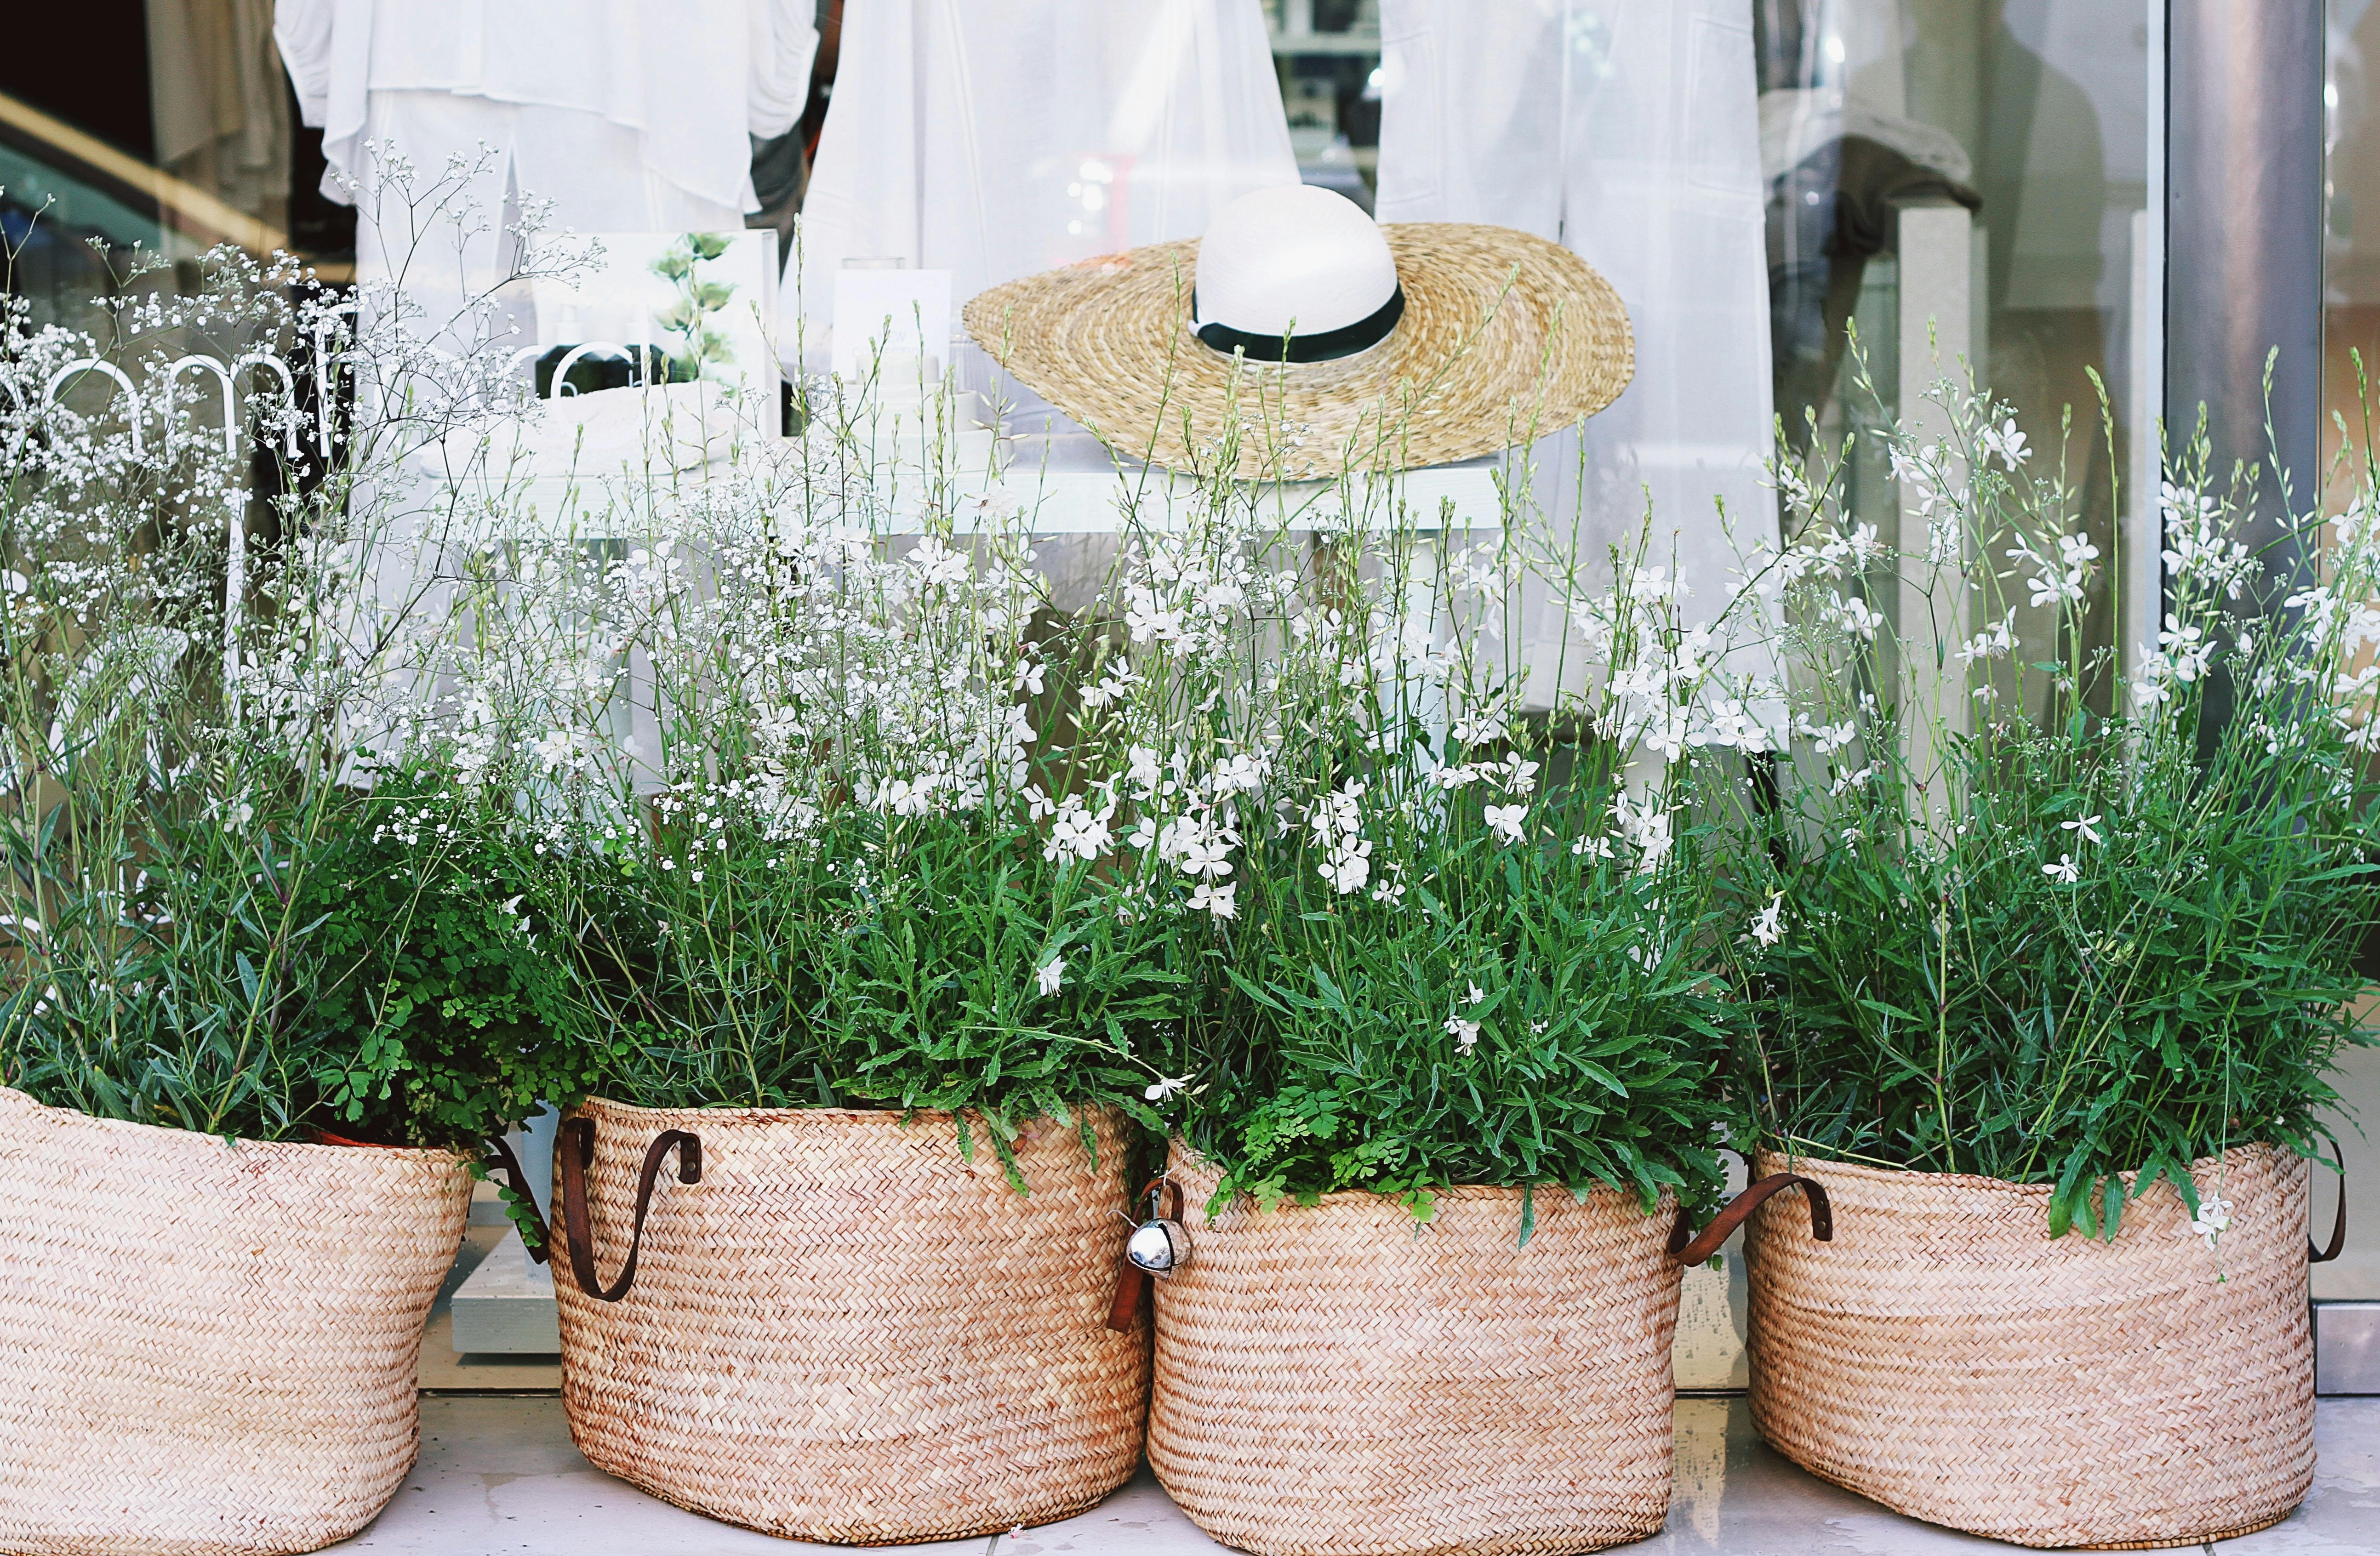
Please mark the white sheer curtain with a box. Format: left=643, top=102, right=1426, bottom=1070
left=794, top=0, right=1300, bottom=333
left=1375, top=0, right=1780, bottom=698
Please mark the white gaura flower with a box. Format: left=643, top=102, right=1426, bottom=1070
left=1043, top=796, right=1114, bottom=863
left=1319, top=837, right=1372, bottom=894
left=1188, top=880, right=1238, bottom=919
left=2060, top=813, right=2104, bottom=845
left=1982, top=416, right=2031, bottom=470
left=2042, top=854, right=2080, bottom=884
left=1444, top=1015, right=1481, bottom=1054
left=1035, top=957, right=1067, bottom=997
left=1484, top=803, right=1527, bottom=844
left=1467, top=981, right=1486, bottom=1007
left=1144, top=1075, right=1190, bottom=1104
left=2185, top=1187, right=2232, bottom=1249
left=1749, top=890, right=1785, bottom=947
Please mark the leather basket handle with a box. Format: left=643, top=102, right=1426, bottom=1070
left=556, top=1116, right=702, bottom=1303
left=2312, top=1140, right=2349, bottom=1265
left=1670, top=1171, right=1833, bottom=1266
left=1105, top=1175, right=1183, bottom=1334
left=478, top=1133, right=552, bottom=1264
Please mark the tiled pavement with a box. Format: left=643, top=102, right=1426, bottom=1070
left=330, top=1394, right=2380, bottom=1556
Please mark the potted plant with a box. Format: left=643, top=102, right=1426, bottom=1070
left=460, top=431, right=1177, bottom=1543
left=0, top=245, right=566, bottom=1554
left=1720, top=372, right=2374, bottom=1547
left=1106, top=488, right=1824, bottom=1556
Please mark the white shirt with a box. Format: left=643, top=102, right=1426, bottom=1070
left=274, top=0, right=816, bottom=213
left=796, top=0, right=1298, bottom=323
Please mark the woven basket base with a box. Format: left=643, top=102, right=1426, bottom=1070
left=0, top=1086, right=469, bottom=1556
left=1769, top=1432, right=2300, bottom=1551
left=556, top=1099, right=1149, bottom=1546
left=1746, top=1145, right=2313, bottom=1551
left=1148, top=1149, right=1681, bottom=1556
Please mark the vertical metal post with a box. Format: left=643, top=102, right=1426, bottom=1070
left=2165, top=0, right=2324, bottom=576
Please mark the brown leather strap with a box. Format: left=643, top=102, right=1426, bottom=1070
left=478, top=1134, right=551, bottom=1264
left=1104, top=1176, right=1183, bottom=1334
left=1669, top=1171, right=1833, bottom=1266
left=2312, top=1141, right=2349, bottom=1264
left=557, top=1117, right=702, bottom=1303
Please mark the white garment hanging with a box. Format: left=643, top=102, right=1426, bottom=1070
left=276, top=0, right=815, bottom=288
left=1375, top=0, right=1779, bottom=693
left=795, top=0, right=1298, bottom=332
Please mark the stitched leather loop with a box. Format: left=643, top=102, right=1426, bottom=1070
left=478, top=1133, right=552, bottom=1264
left=557, top=1116, right=702, bottom=1303
left=2312, top=1140, right=2349, bottom=1264
left=1669, top=1171, right=1833, bottom=1266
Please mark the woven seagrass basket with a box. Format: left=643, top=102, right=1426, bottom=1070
left=551, top=1096, right=1150, bottom=1544
left=1745, top=1144, right=2315, bottom=1550
left=0, top=1084, right=471, bottom=1556
left=1145, top=1147, right=1710, bottom=1556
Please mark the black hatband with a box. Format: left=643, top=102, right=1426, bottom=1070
left=1192, top=284, right=1406, bottom=364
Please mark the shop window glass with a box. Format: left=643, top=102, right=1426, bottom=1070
left=1757, top=0, right=2154, bottom=718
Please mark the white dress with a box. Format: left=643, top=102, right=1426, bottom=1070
left=795, top=0, right=1299, bottom=332
left=274, top=0, right=816, bottom=292
left=1374, top=0, right=1780, bottom=690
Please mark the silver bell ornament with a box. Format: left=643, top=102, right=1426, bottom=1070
left=1126, top=1177, right=1190, bottom=1278
left=1127, top=1216, right=1189, bottom=1277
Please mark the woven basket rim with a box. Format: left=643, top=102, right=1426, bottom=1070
left=1751, top=1140, right=2280, bottom=1199
left=0, top=1083, right=467, bottom=1164
left=573, top=1093, right=1124, bottom=1128
left=1165, top=1141, right=1673, bottom=1217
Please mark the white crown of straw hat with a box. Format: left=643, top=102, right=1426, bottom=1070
left=964, top=185, right=1634, bottom=479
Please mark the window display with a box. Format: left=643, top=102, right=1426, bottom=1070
left=4, top=4, right=2378, bottom=1552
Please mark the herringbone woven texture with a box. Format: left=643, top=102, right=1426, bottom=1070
left=1147, top=1147, right=1683, bottom=1556
left=1746, top=1145, right=2313, bottom=1550
left=964, top=224, right=1634, bottom=481
left=554, top=1098, right=1149, bottom=1544
left=0, top=1085, right=469, bottom=1556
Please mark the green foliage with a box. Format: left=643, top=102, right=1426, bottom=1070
left=299, top=771, right=596, bottom=1151
left=541, top=798, right=1181, bottom=1177
left=1196, top=792, right=1732, bottom=1220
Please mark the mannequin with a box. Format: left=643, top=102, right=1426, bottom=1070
left=1374, top=0, right=1781, bottom=695
left=796, top=0, right=1298, bottom=335
left=275, top=0, right=816, bottom=308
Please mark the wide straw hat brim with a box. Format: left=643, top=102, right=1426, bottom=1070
left=963, top=222, right=1634, bottom=480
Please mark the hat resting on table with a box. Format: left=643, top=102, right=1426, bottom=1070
left=962, top=184, right=1635, bottom=481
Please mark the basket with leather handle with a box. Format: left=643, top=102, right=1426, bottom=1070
left=0, top=1085, right=471, bottom=1556
left=546, top=1095, right=1150, bottom=1544
left=1745, top=1143, right=2337, bottom=1550
left=1142, top=1145, right=1829, bottom=1556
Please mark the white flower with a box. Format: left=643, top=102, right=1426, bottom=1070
left=1188, top=880, right=1238, bottom=919
left=1319, top=838, right=1372, bottom=895
left=1444, top=1016, right=1481, bottom=1054
left=1035, top=957, right=1067, bottom=997
left=2185, top=1188, right=2232, bottom=1249
left=1749, top=890, right=1785, bottom=947
left=1467, top=981, right=1486, bottom=1007
left=2042, top=854, right=2080, bottom=884
left=1484, top=803, right=1527, bottom=844
left=1982, top=416, right=2031, bottom=470
left=1044, top=797, right=1114, bottom=863
left=1144, top=1075, right=1190, bottom=1104
left=2060, top=814, right=2104, bottom=845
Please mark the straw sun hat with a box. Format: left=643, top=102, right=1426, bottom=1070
left=962, top=184, right=1634, bottom=480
